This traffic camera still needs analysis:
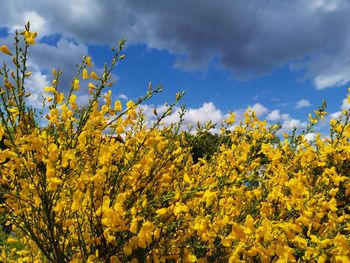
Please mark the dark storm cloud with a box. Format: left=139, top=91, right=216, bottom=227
left=126, top=0, right=350, bottom=82
left=2, top=0, right=350, bottom=88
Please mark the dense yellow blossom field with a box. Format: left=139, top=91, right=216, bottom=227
left=0, top=24, right=349, bottom=262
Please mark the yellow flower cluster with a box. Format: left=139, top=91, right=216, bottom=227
left=0, top=25, right=349, bottom=263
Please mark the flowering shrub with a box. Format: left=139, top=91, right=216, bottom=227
left=0, top=24, right=349, bottom=262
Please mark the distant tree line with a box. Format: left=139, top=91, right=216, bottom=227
left=185, top=130, right=280, bottom=164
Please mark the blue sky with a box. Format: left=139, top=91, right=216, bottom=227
left=1, top=0, right=350, bottom=136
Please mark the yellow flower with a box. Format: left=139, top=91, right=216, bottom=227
left=56, top=92, right=65, bottom=104
left=126, top=100, right=135, bottom=109
left=85, top=56, right=93, bottom=66
left=193, top=217, right=208, bottom=236
left=335, top=256, right=350, bottom=263
left=45, top=165, right=55, bottom=177
left=130, top=218, right=138, bottom=234
left=110, top=256, right=121, bottom=263
left=128, top=109, right=137, bottom=120
left=330, top=119, right=337, bottom=126
left=82, top=68, right=90, bottom=79
left=333, top=235, right=350, bottom=255
left=328, top=198, right=338, bottom=212
left=293, top=236, right=308, bottom=249
left=78, top=131, right=87, bottom=145
left=52, top=68, right=57, bottom=76
left=105, top=90, right=112, bottom=106
left=186, top=254, right=197, bottom=262
left=71, top=190, right=83, bottom=211
left=53, top=200, right=66, bottom=214
left=88, top=82, right=96, bottom=94
left=0, top=45, right=12, bottom=56
left=101, top=105, right=109, bottom=113
left=48, top=143, right=59, bottom=162
left=155, top=208, right=167, bottom=216
left=47, top=177, right=63, bottom=191
left=221, top=238, right=232, bottom=247
left=44, top=86, right=56, bottom=93
left=203, top=190, right=217, bottom=207
left=116, top=124, right=124, bottom=134
left=7, top=237, right=18, bottom=244
left=73, top=79, right=80, bottom=90
left=24, top=31, right=37, bottom=45
left=114, top=100, right=122, bottom=112
left=183, top=173, right=192, bottom=184
left=87, top=255, right=97, bottom=263
left=69, top=94, right=78, bottom=110
left=173, top=202, right=189, bottom=216
left=90, top=71, right=99, bottom=80
left=244, top=214, right=255, bottom=234
left=226, top=112, right=235, bottom=124
left=0, top=124, right=4, bottom=140
left=49, top=108, right=59, bottom=123
left=137, top=221, right=154, bottom=248
left=231, top=223, right=247, bottom=240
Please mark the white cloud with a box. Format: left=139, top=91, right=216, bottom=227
left=11, top=11, right=47, bottom=35
left=281, top=113, right=290, bottom=121
left=304, top=132, right=316, bottom=141
left=141, top=101, right=270, bottom=132
left=139, top=101, right=312, bottom=137
left=314, top=73, right=350, bottom=90
left=281, top=119, right=307, bottom=131
left=266, top=110, right=281, bottom=121
left=2, top=1, right=350, bottom=88
left=310, top=0, right=341, bottom=12
left=330, top=111, right=342, bottom=119
left=266, top=109, right=291, bottom=124
left=341, top=97, right=350, bottom=110
left=117, top=94, right=128, bottom=100
left=329, top=95, right=350, bottom=119
left=25, top=71, right=50, bottom=108
left=183, top=102, right=224, bottom=125
left=30, top=38, right=89, bottom=87
left=140, top=102, right=226, bottom=132
left=76, top=94, right=90, bottom=106
left=295, top=99, right=311, bottom=109
left=249, top=103, right=268, bottom=117
left=0, top=33, right=112, bottom=112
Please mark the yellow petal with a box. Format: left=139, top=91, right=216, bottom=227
left=85, top=56, right=92, bottom=66
left=73, top=79, right=80, bottom=90
left=130, top=218, right=138, bottom=234
left=126, top=100, right=134, bottom=109
left=90, top=71, right=99, bottom=80
left=82, top=68, right=90, bottom=79
left=114, top=100, right=122, bottom=111
left=44, top=86, right=56, bottom=93
left=110, top=256, right=121, bottom=263
left=0, top=45, right=12, bottom=56
left=155, top=208, right=167, bottom=216
left=7, top=237, right=18, bottom=244
left=87, top=255, right=96, bottom=263
left=69, top=94, right=77, bottom=104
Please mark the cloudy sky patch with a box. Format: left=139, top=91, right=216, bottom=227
left=1, top=0, right=349, bottom=135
